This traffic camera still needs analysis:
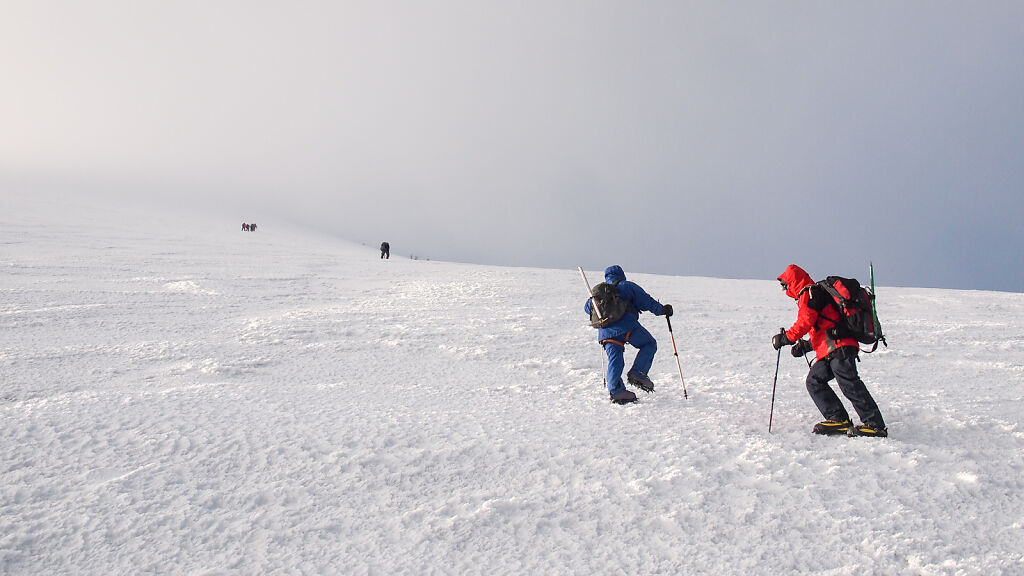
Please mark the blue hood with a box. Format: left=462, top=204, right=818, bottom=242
left=604, top=265, right=626, bottom=283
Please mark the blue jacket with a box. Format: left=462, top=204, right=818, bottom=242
left=584, top=265, right=665, bottom=341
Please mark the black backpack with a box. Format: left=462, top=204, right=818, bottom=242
left=814, top=276, right=886, bottom=352
left=589, top=281, right=631, bottom=328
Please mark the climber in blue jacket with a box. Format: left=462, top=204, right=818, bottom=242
left=584, top=265, right=672, bottom=404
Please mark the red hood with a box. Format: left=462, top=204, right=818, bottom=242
left=778, top=264, right=813, bottom=299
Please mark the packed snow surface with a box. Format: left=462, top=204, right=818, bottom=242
left=2, top=195, right=1022, bottom=575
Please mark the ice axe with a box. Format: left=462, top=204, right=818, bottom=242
left=577, top=267, right=607, bottom=388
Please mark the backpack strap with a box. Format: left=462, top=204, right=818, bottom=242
left=816, top=280, right=851, bottom=310
left=797, top=283, right=840, bottom=332
left=611, top=279, right=639, bottom=314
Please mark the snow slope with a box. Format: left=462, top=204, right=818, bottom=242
left=2, top=194, right=1022, bottom=575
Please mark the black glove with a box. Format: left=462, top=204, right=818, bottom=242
left=772, top=329, right=792, bottom=350
left=662, top=304, right=673, bottom=317
left=791, top=339, right=812, bottom=357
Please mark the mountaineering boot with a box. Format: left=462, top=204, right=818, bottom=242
left=610, top=390, right=638, bottom=404
left=812, top=419, right=852, bottom=435
left=848, top=424, right=888, bottom=438
left=626, top=370, right=655, bottom=393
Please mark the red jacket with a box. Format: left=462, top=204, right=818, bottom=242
left=778, top=264, right=859, bottom=359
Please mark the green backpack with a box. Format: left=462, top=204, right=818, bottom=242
left=589, top=281, right=630, bottom=328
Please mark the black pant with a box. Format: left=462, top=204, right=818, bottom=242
left=806, top=349, right=885, bottom=428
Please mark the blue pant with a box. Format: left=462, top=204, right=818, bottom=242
left=806, top=350, right=885, bottom=428
left=603, top=325, right=657, bottom=394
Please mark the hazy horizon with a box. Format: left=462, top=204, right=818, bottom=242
left=3, top=2, right=1022, bottom=292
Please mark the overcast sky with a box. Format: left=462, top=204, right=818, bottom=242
left=2, top=2, right=1022, bottom=291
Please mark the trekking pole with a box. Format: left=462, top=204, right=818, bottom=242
left=578, top=267, right=607, bottom=388
left=665, top=316, right=688, bottom=399
left=768, top=335, right=783, bottom=433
